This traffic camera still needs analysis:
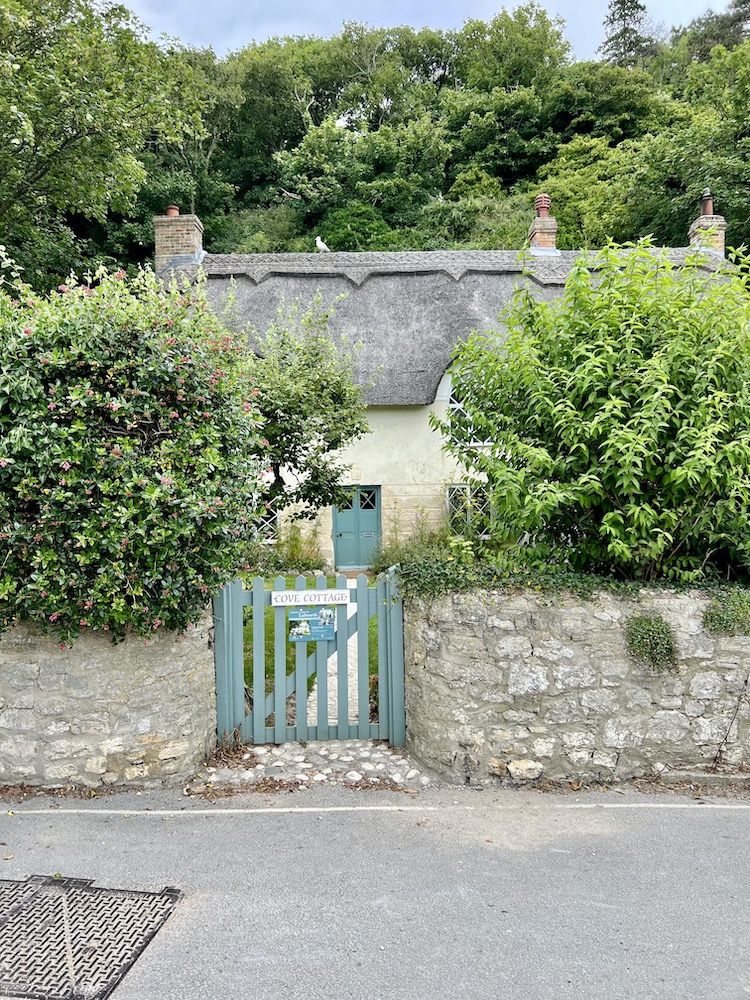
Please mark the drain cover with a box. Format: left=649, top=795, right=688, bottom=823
left=0, top=875, right=180, bottom=999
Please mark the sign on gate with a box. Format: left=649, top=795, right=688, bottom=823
left=271, top=589, right=350, bottom=607
left=288, top=607, right=335, bottom=642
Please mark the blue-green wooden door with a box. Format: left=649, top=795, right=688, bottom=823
left=333, top=487, right=381, bottom=569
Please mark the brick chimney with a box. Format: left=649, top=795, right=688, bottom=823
left=688, top=188, right=726, bottom=256
left=528, top=193, right=559, bottom=254
left=153, top=206, right=204, bottom=272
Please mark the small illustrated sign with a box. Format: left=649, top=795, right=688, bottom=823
left=288, top=607, right=336, bottom=642
left=271, top=589, right=349, bottom=607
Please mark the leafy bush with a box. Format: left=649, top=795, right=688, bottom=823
left=435, top=241, right=750, bottom=582
left=0, top=263, right=261, bottom=642
left=624, top=614, right=677, bottom=671
left=375, top=524, right=641, bottom=599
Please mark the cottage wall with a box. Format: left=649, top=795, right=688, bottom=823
left=404, top=590, right=750, bottom=784
left=302, top=403, right=458, bottom=566
left=0, top=616, right=216, bottom=788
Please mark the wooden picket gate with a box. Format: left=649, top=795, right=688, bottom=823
left=212, top=573, right=405, bottom=746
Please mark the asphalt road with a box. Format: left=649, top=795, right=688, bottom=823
left=2, top=784, right=749, bottom=1000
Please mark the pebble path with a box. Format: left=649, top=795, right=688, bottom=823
left=187, top=739, right=432, bottom=794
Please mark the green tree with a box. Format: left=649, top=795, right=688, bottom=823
left=536, top=135, right=647, bottom=247
left=542, top=62, right=665, bottom=145
left=454, top=4, right=570, bottom=91
left=275, top=115, right=450, bottom=227
left=435, top=242, right=750, bottom=582
left=248, top=297, right=369, bottom=517
left=599, top=0, right=655, bottom=67
left=0, top=262, right=261, bottom=643
left=0, top=0, right=198, bottom=288
left=672, top=0, right=750, bottom=61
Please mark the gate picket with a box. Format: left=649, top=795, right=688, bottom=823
left=213, top=571, right=405, bottom=746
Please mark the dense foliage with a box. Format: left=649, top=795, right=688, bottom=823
left=0, top=263, right=261, bottom=641
left=0, top=0, right=199, bottom=288
left=5, top=0, right=750, bottom=287
left=435, top=242, right=750, bottom=583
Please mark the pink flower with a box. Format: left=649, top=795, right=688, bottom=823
left=22, top=327, right=31, bottom=336
left=114, top=270, right=126, bottom=280
left=60, top=461, right=71, bottom=471
left=0, top=458, right=7, bottom=468
left=49, top=612, right=59, bottom=622
left=160, top=475, right=173, bottom=486
left=47, top=402, right=56, bottom=410
left=169, top=411, right=179, bottom=419
left=108, top=401, right=121, bottom=411
left=58, top=285, right=69, bottom=294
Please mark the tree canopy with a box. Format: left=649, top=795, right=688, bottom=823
left=0, top=0, right=199, bottom=287
left=3, top=0, right=750, bottom=287
left=248, top=296, right=369, bottom=519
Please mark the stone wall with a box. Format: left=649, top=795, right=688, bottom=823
left=0, top=616, right=216, bottom=788
left=404, top=590, right=750, bottom=784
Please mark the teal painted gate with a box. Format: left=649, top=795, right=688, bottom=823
left=213, top=573, right=405, bottom=746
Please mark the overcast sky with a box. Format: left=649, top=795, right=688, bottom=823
left=122, top=0, right=722, bottom=60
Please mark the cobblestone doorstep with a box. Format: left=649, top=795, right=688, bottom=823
left=184, top=740, right=432, bottom=796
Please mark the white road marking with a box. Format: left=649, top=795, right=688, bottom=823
left=1, top=805, right=443, bottom=817
left=2, top=800, right=750, bottom=816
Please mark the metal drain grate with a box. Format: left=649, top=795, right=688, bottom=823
left=0, top=875, right=181, bottom=999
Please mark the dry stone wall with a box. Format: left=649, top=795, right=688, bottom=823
left=0, top=616, right=216, bottom=788
left=404, top=590, right=750, bottom=784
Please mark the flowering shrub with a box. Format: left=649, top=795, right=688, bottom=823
left=0, top=262, right=261, bottom=642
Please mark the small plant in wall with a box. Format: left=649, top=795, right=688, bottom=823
left=703, top=588, right=750, bottom=635
left=624, top=613, right=677, bottom=671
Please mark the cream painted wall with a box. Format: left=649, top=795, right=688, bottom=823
left=309, top=402, right=462, bottom=568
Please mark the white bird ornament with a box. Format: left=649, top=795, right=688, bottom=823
left=315, top=235, right=331, bottom=252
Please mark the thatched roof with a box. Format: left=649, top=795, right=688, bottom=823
left=168, top=248, right=714, bottom=406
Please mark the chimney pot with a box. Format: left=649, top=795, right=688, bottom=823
left=689, top=188, right=725, bottom=256
left=535, top=193, right=551, bottom=218
left=528, top=193, right=558, bottom=253
left=165, top=205, right=180, bottom=218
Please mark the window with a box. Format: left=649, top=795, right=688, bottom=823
left=448, top=387, right=493, bottom=448
left=446, top=483, right=492, bottom=539
left=359, top=488, right=377, bottom=511
left=253, top=501, right=278, bottom=544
